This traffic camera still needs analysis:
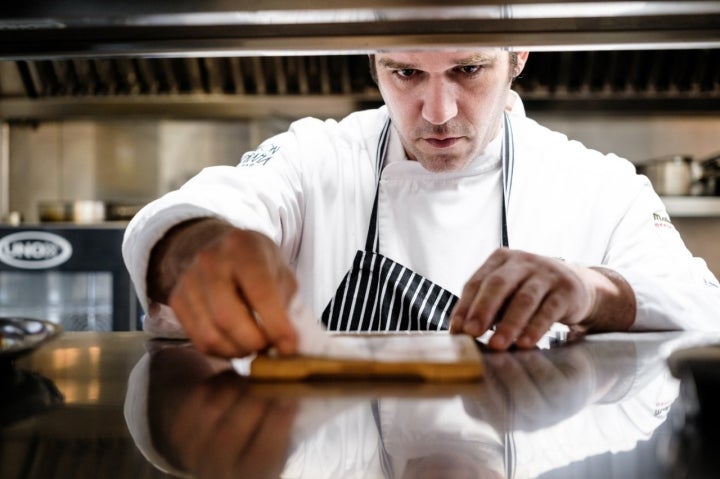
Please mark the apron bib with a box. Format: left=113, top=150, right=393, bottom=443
left=322, top=114, right=515, bottom=332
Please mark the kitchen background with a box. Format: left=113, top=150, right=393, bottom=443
left=1, top=50, right=719, bottom=276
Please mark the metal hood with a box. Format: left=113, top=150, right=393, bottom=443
left=0, top=1, right=719, bottom=120
left=2, top=0, right=720, bottom=57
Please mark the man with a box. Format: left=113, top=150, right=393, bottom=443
left=122, top=49, right=720, bottom=358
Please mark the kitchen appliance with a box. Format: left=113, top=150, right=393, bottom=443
left=0, top=224, right=139, bottom=331
left=0, top=1, right=718, bottom=122
left=699, top=152, right=720, bottom=196
left=637, top=155, right=704, bottom=196
left=37, top=200, right=106, bottom=224
left=0, top=1, right=717, bottom=325
left=638, top=153, right=720, bottom=196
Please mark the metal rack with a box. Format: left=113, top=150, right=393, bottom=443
left=1, top=1, right=719, bottom=58
left=662, top=196, right=720, bottom=217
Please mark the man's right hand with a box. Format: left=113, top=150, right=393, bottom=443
left=147, top=218, right=299, bottom=358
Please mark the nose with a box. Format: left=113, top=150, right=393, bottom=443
left=421, top=77, right=458, bottom=125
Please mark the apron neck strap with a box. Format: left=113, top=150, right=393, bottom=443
left=364, top=120, right=391, bottom=252
left=501, top=111, right=514, bottom=248
left=365, top=113, right=514, bottom=253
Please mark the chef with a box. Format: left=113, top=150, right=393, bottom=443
left=122, top=49, right=720, bottom=358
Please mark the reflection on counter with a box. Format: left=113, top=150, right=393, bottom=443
left=0, top=333, right=173, bottom=479
left=662, top=342, right=720, bottom=479
left=0, top=361, right=63, bottom=429
left=49, top=345, right=102, bottom=404
left=125, top=334, right=694, bottom=479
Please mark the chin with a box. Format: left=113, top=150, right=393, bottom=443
left=417, top=156, right=470, bottom=173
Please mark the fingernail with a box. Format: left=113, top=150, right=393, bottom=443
left=451, top=314, right=464, bottom=331
left=516, top=335, right=534, bottom=349
left=464, top=319, right=483, bottom=337
left=276, top=337, right=297, bottom=355
left=489, top=332, right=510, bottom=350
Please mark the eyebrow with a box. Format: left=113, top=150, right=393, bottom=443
left=454, top=53, right=497, bottom=66
left=377, top=53, right=497, bottom=70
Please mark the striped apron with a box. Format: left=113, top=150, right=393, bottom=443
left=321, top=113, right=515, bottom=332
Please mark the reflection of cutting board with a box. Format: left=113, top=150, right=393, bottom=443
left=250, top=333, right=483, bottom=382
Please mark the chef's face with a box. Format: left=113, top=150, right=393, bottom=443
left=374, top=50, right=528, bottom=172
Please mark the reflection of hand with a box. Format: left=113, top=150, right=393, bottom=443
left=483, top=347, right=596, bottom=431
left=170, top=372, right=298, bottom=479
left=145, top=345, right=299, bottom=479
left=150, top=218, right=300, bottom=358
left=450, top=249, right=634, bottom=351
left=467, top=340, right=638, bottom=433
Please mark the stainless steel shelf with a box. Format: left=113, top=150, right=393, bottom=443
left=0, top=1, right=719, bottom=59
left=662, top=196, right=720, bottom=217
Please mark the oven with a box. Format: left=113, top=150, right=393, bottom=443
left=0, top=224, right=140, bottom=331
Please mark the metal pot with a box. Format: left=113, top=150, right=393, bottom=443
left=699, top=152, right=720, bottom=196
left=37, top=200, right=106, bottom=223
left=637, top=155, right=704, bottom=196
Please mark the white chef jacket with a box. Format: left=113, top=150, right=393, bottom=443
left=122, top=97, right=720, bottom=336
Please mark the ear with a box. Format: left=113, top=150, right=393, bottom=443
left=515, top=51, right=530, bottom=76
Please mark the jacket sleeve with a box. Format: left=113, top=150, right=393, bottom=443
left=603, top=174, right=720, bottom=331
left=122, top=110, right=385, bottom=337
left=121, top=122, right=311, bottom=336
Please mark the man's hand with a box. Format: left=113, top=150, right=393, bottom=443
left=450, top=248, right=635, bottom=351
left=147, top=218, right=299, bottom=358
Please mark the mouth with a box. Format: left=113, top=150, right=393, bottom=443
left=423, top=137, right=462, bottom=149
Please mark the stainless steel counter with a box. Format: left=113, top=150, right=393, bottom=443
left=1, top=331, right=717, bottom=478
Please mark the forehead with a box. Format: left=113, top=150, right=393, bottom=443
left=376, top=50, right=504, bottom=69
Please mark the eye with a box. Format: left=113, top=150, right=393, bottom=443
left=457, top=65, right=482, bottom=75
left=394, top=68, right=418, bottom=79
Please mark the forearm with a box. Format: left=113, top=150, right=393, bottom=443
left=576, top=266, right=637, bottom=333
left=146, top=217, right=235, bottom=304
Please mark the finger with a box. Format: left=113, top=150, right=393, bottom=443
left=463, top=262, right=528, bottom=337
left=514, top=291, right=569, bottom=349
left=169, top=275, right=242, bottom=358
left=451, top=249, right=511, bottom=334
left=202, top=271, right=272, bottom=355
left=185, top=240, right=273, bottom=357
left=234, top=259, right=299, bottom=355
left=487, top=277, right=551, bottom=350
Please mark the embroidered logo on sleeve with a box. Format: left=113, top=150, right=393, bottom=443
left=240, top=143, right=280, bottom=167
left=653, top=211, right=676, bottom=230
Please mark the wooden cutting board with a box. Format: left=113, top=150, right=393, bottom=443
left=250, top=333, right=483, bottom=382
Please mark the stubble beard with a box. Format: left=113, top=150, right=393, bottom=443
left=406, top=122, right=476, bottom=172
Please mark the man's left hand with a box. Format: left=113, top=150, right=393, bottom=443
left=449, top=248, right=635, bottom=350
